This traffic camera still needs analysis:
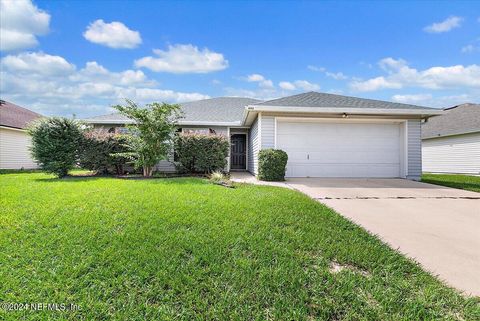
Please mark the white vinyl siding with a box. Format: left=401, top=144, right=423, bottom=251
left=422, top=132, right=480, bottom=175
left=260, top=115, right=275, bottom=149
left=0, top=127, right=38, bottom=169
left=248, top=117, right=260, bottom=174
left=407, top=119, right=422, bottom=180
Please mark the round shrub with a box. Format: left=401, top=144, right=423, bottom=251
left=28, top=117, right=84, bottom=178
left=78, top=130, right=129, bottom=175
left=258, top=149, right=288, bottom=181
left=174, top=133, right=229, bottom=173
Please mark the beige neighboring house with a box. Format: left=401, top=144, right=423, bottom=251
left=422, top=103, right=480, bottom=175
left=0, top=100, right=43, bottom=169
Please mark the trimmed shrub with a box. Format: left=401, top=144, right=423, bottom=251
left=28, top=117, right=84, bottom=178
left=174, top=133, right=229, bottom=173
left=258, top=149, right=288, bottom=181
left=78, top=130, right=129, bottom=175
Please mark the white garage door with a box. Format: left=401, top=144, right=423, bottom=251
left=276, top=120, right=402, bottom=178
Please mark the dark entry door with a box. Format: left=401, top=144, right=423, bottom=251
left=230, top=134, right=247, bottom=170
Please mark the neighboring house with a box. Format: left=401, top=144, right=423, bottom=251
left=84, top=92, right=441, bottom=180
left=0, top=100, right=43, bottom=169
left=422, top=103, right=480, bottom=175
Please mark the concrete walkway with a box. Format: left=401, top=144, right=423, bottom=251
left=230, top=173, right=480, bottom=296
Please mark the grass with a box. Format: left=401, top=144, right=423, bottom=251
left=1, top=172, right=479, bottom=320
left=422, top=173, right=480, bottom=193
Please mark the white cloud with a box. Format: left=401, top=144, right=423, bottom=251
left=246, top=74, right=274, bottom=88
left=424, top=16, right=463, bottom=33
left=1, top=52, right=75, bottom=76
left=461, top=39, right=480, bottom=53
left=308, top=65, right=348, bottom=80
left=350, top=57, right=480, bottom=92
left=135, top=44, right=228, bottom=73
left=325, top=72, right=348, bottom=80
left=278, top=80, right=320, bottom=91
left=307, top=65, right=326, bottom=72
left=223, top=87, right=278, bottom=101
left=0, top=0, right=50, bottom=51
left=279, top=81, right=296, bottom=90
left=391, top=94, right=433, bottom=104
left=461, top=44, right=476, bottom=53
left=392, top=93, right=475, bottom=108
left=0, top=52, right=209, bottom=117
left=83, top=19, right=142, bottom=49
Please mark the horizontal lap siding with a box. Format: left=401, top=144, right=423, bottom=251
left=407, top=119, right=422, bottom=180
left=422, top=132, right=480, bottom=174
left=0, top=128, right=38, bottom=169
left=261, top=115, right=275, bottom=149
left=248, top=117, right=259, bottom=174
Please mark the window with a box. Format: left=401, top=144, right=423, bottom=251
left=182, top=128, right=216, bottom=135
left=183, top=128, right=209, bottom=134
left=116, top=127, right=129, bottom=134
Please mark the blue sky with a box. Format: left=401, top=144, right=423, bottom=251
left=1, top=0, right=479, bottom=117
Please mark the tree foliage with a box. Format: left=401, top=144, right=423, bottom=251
left=113, top=100, right=182, bottom=177
left=78, top=130, right=129, bottom=175
left=28, top=117, right=84, bottom=178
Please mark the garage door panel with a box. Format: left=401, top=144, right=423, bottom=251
left=276, top=120, right=401, bottom=178
left=308, top=151, right=400, bottom=164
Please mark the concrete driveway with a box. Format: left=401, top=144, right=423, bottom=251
left=286, top=178, right=480, bottom=296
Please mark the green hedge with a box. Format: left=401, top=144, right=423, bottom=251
left=258, top=149, right=288, bottom=181
left=174, top=133, right=229, bottom=173
left=78, top=130, right=129, bottom=175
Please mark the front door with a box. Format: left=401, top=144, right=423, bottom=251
left=230, top=134, right=247, bottom=170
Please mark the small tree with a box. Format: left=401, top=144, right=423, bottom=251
left=113, top=100, right=182, bottom=177
left=28, top=117, right=84, bottom=178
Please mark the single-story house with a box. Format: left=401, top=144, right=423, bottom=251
left=422, top=103, right=479, bottom=175
left=0, top=100, right=42, bottom=169
left=84, top=91, right=442, bottom=180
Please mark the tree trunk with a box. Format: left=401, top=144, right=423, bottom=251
left=143, top=166, right=153, bottom=177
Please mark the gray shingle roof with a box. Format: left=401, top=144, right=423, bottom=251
left=84, top=97, right=261, bottom=124
left=422, top=103, right=480, bottom=139
left=254, top=91, right=437, bottom=110
left=181, top=97, right=260, bottom=123
left=0, top=100, right=43, bottom=129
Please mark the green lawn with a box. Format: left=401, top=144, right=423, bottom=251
left=1, top=173, right=479, bottom=320
left=422, top=173, right=480, bottom=193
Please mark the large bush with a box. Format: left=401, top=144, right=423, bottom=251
left=174, top=133, right=229, bottom=173
left=258, top=149, right=288, bottom=181
left=78, top=130, right=129, bottom=175
left=28, top=117, right=84, bottom=178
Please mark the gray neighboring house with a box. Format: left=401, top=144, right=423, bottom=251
left=83, top=92, right=442, bottom=180
left=422, top=103, right=480, bottom=175
left=0, top=100, right=43, bottom=169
